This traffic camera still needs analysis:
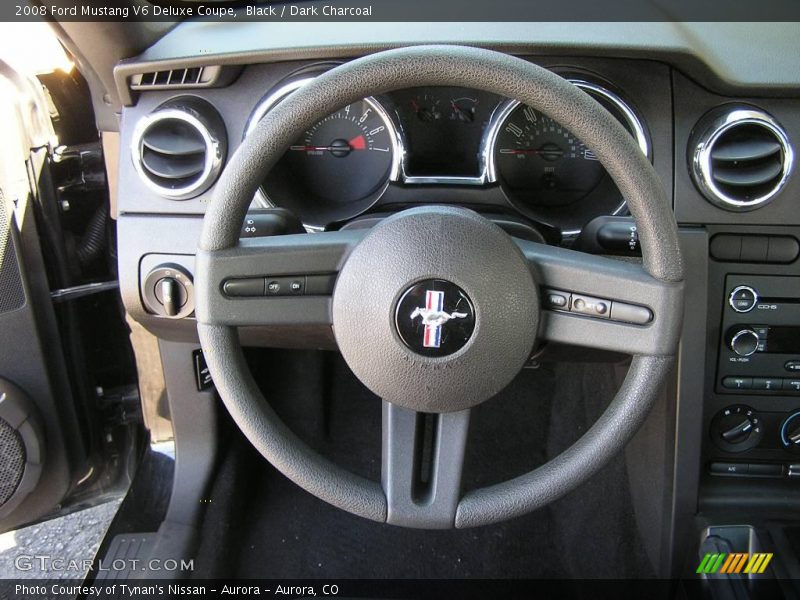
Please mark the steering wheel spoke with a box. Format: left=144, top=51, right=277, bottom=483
left=382, top=402, right=470, bottom=529
left=516, top=239, right=684, bottom=357
left=195, top=230, right=365, bottom=329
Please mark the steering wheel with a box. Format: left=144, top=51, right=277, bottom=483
left=195, top=46, right=685, bottom=529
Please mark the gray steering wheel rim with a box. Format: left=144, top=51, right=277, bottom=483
left=196, top=45, right=684, bottom=528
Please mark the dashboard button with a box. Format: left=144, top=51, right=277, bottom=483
left=610, top=302, right=653, bottom=325
left=728, top=285, right=758, bottom=313
left=785, top=361, right=800, bottom=373
left=766, top=236, right=800, bottom=263
left=722, top=376, right=753, bottom=390
left=783, top=379, right=800, bottom=393
left=740, top=236, right=769, bottom=262
left=570, top=294, right=611, bottom=319
left=709, top=462, right=749, bottom=476
left=753, top=377, right=782, bottom=391
left=223, top=278, right=265, bottom=297
left=709, top=234, right=742, bottom=261
left=305, top=274, right=337, bottom=296
left=266, top=279, right=283, bottom=295
left=747, top=463, right=783, bottom=477
left=544, top=290, right=569, bottom=309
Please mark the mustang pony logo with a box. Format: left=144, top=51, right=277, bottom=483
left=410, top=290, right=468, bottom=348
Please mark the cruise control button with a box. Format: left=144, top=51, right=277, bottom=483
left=223, top=278, right=265, bottom=297
left=266, top=280, right=282, bottom=295
left=289, top=279, right=304, bottom=295
left=722, top=376, right=752, bottom=390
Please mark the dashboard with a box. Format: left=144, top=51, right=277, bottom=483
left=124, top=57, right=663, bottom=241
left=240, top=69, right=650, bottom=235
left=113, top=21, right=800, bottom=580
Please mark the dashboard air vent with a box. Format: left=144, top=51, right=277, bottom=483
left=690, top=106, right=793, bottom=211
left=131, top=97, right=227, bottom=200
left=129, top=66, right=227, bottom=91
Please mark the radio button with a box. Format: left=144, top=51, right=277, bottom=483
left=785, top=361, right=800, bottom=373
left=783, top=379, right=800, bottom=394
left=729, top=286, right=758, bottom=313
left=722, top=376, right=753, bottom=390
left=753, top=377, right=782, bottom=391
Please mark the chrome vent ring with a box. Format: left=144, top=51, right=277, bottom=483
left=131, top=97, right=227, bottom=200
left=690, top=106, right=793, bottom=211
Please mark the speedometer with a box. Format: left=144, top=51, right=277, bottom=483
left=495, top=104, right=606, bottom=206
left=490, top=80, right=650, bottom=234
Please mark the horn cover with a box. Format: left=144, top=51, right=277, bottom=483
left=332, top=206, right=539, bottom=413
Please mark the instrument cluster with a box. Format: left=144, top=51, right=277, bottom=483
left=246, top=65, right=651, bottom=238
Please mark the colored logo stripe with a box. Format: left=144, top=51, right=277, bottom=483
left=696, top=552, right=773, bottom=574
left=423, top=290, right=444, bottom=348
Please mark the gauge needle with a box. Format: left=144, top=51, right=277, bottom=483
left=451, top=101, right=475, bottom=122
left=289, top=136, right=367, bottom=153
left=499, top=148, right=565, bottom=156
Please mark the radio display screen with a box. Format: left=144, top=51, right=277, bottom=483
left=767, top=326, right=800, bottom=354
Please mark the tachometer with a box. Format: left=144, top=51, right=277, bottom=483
left=281, top=98, right=397, bottom=206
left=248, top=77, right=400, bottom=227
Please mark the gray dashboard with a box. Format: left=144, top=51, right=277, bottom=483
left=116, top=21, right=800, bottom=100
left=111, top=21, right=800, bottom=578
left=115, top=28, right=800, bottom=341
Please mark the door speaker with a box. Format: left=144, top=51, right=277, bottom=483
left=0, top=378, right=44, bottom=518
left=0, top=199, right=26, bottom=315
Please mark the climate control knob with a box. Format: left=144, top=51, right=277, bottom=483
left=728, top=328, right=760, bottom=357
left=711, top=405, right=762, bottom=452
left=780, top=411, right=800, bottom=454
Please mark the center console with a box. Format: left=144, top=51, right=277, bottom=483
left=707, top=270, right=800, bottom=481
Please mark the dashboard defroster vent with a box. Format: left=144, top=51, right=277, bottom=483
left=131, top=97, right=227, bottom=200
left=129, top=66, right=237, bottom=91
left=690, top=106, right=793, bottom=211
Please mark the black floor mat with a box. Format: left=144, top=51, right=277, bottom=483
left=194, top=350, right=653, bottom=579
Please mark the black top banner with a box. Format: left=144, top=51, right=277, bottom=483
left=4, top=0, right=800, bottom=22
